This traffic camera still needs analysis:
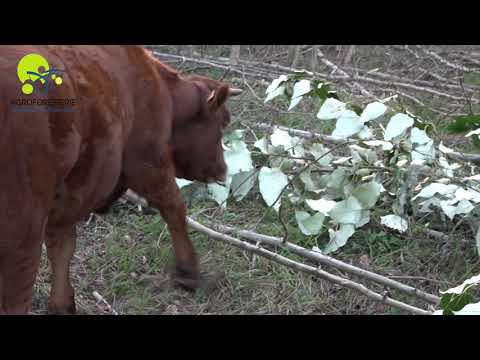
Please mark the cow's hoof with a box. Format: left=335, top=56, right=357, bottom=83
left=173, top=265, right=200, bottom=292
left=47, top=301, right=76, bottom=315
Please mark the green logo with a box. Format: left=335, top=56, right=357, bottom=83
left=17, top=53, right=64, bottom=95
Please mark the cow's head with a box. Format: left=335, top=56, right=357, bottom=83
left=171, top=75, right=242, bottom=184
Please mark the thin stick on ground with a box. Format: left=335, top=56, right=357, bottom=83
left=186, top=218, right=432, bottom=315
left=208, top=222, right=440, bottom=305
left=92, top=291, right=119, bottom=315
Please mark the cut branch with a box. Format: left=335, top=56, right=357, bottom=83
left=92, top=291, right=119, bottom=315
left=253, top=123, right=480, bottom=164
left=209, top=222, right=440, bottom=305
left=317, top=49, right=375, bottom=99
left=186, top=218, right=432, bottom=315
left=417, top=46, right=475, bottom=73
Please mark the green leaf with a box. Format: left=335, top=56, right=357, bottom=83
left=317, top=98, right=347, bottom=120
left=453, top=302, right=480, bottom=315
left=176, top=178, right=193, bottom=189
left=271, top=127, right=294, bottom=150
left=295, top=210, right=325, bottom=235
left=453, top=187, right=480, bottom=203
left=349, top=144, right=378, bottom=164
left=305, top=198, right=336, bottom=215
left=231, top=170, right=257, bottom=202
left=332, top=110, right=364, bottom=138
left=411, top=128, right=435, bottom=164
left=410, top=127, right=431, bottom=145
left=264, top=85, right=286, bottom=103
left=223, top=129, right=245, bottom=144
left=315, top=82, right=330, bottom=101
left=412, top=183, right=458, bottom=200
left=329, top=196, right=363, bottom=225
left=441, top=274, right=480, bottom=295
left=380, top=214, right=408, bottom=233
left=446, top=115, right=480, bottom=134
left=439, top=274, right=480, bottom=315
left=299, top=170, right=323, bottom=193
left=207, top=176, right=232, bottom=208
left=288, top=96, right=303, bottom=111
left=352, top=181, right=383, bottom=209
left=224, top=140, right=253, bottom=176
left=440, top=199, right=474, bottom=220
left=254, top=137, right=271, bottom=154
left=466, top=128, right=480, bottom=137
left=326, top=168, right=348, bottom=191
left=309, top=143, right=333, bottom=166
left=384, top=113, right=414, bottom=141
left=412, top=140, right=436, bottom=163
left=265, top=75, right=288, bottom=95
left=258, top=167, right=289, bottom=211
left=357, top=125, right=373, bottom=140
left=363, top=140, right=394, bottom=151
left=288, top=80, right=311, bottom=110
left=357, top=210, right=371, bottom=227
left=360, top=101, right=387, bottom=123
left=324, top=224, right=355, bottom=254
left=440, top=292, right=474, bottom=315
left=292, top=80, right=311, bottom=97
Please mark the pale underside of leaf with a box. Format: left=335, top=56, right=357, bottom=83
left=317, top=98, right=347, bottom=120
left=176, top=178, right=193, bottom=189
left=323, top=224, right=355, bottom=254
left=380, top=214, right=408, bottom=233
left=305, top=198, right=337, bottom=215
left=295, top=210, right=325, bottom=235
left=360, top=101, right=387, bottom=123
left=384, top=113, right=414, bottom=141
left=258, top=167, right=289, bottom=211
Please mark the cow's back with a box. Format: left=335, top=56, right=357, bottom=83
left=0, top=45, right=150, bottom=231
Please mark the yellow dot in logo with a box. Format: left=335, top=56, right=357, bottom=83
left=51, top=74, right=57, bottom=80
left=22, top=83, right=34, bottom=95
left=55, top=77, right=63, bottom=85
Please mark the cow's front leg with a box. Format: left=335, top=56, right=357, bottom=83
left=45, top=224, right=76, bottom=314
left=152, top=181, right=199, bottom=291
left=126, top=154, right=200, bottom=291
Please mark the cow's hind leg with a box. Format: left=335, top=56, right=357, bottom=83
left=0, top=245, right=43, bottom=314
left=45, top=224, right=76, bottom=314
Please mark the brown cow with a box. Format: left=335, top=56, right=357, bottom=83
left=0, top=45, right=241, bottom=314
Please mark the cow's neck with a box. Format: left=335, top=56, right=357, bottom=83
left=168, top=77, right=201, bottom=126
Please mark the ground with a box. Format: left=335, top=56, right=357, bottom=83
left=31, top=196, right=480, bottom=315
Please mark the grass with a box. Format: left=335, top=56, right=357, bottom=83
left=30, top=65, right=480, bottom=315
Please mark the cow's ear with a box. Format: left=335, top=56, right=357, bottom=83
left=207, top=85, right=230, bottom=111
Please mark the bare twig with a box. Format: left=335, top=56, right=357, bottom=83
left=458, top=74, right=474, bottom=115
left=92, top=291, right=119, bottom=315
left=417, top=46, right=474, bottom=73
left=317, top=49, right=376, bottom=100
